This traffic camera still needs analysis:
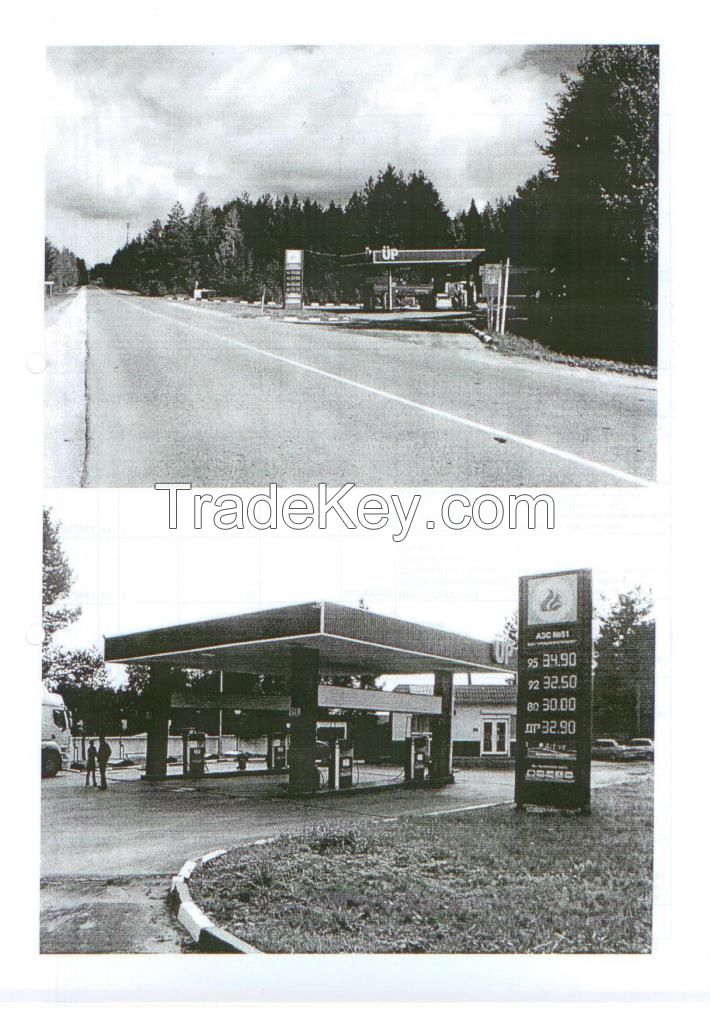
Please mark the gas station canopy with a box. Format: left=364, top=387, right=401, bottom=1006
left=104, top=602, right=516, bottom=791
left=342, top=247, right=485, bottom=268
left=104, top=601, right=514, bottom=678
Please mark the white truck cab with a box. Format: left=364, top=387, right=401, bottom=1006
left=42, top=691, right=72, bottom=777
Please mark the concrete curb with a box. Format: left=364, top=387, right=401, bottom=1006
left=170, top=848, right=266, bottom=954
left=465, top=322, right=495, bottom=346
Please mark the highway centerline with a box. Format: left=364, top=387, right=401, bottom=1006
left=116, top=295, right=653, bottom=487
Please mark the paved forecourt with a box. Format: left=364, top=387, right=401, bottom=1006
left=41, top=761, right=651, bottom=878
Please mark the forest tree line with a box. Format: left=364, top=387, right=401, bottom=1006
left=45, top=237, right=88, bottom=292
left=89, top=44, right=658, bottom=362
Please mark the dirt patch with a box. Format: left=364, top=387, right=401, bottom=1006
left=40, top=875, right=189, bottom=953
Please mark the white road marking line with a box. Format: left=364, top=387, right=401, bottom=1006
left=116, top=295, right=652, bottom=487
left=421, top=800, right=515, bottom=817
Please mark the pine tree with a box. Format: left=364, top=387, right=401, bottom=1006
left=189, top=192, right=217, bottom=285
left=162, top=201, right=191, bottom=292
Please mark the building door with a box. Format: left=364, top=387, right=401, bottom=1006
left=482, top=718, right=509, bottom=755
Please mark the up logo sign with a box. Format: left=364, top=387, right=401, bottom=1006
left=381, top=245, right=400, bottom=261
left=494, top=639, right=516, bottom=666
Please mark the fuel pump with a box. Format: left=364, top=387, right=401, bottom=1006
left=182, top=729, right=206, bottom=778
left=338, top=744, right=354, bottom=789
left=268, top=733, right=288, bottom=772
left=327, top=739, right=355, bottom=790
left=405, top=734, right=431, bottom=783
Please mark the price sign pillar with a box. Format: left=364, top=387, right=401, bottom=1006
left=515, top=569, right=593, bottom=813
left=284, top=249, right=304, bottom=309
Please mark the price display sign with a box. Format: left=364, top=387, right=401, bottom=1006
left=515, top=569, right=593, bottom=812
left=284, top=249, right=304, bottom=309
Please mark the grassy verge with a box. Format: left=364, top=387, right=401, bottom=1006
left=189, top=777, right=653, bottom=954
left=473, top=326, right=656, bottom=379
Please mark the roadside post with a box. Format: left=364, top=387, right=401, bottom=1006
left=515, top=569, right=593, bottom=813
left=496, top=262, right=503, bottom=332
left=501, top=257, right=510, bottom=334
left=218, top=669, right=223, bottom=758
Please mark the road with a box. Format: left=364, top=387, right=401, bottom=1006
left=55, top=290, right=656, bottom=487
left=40, top=761, right=651, bottom=952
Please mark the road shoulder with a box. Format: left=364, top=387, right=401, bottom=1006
left=44, top=287, right=87, bottom=487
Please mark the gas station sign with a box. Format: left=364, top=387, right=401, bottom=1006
left=515, top=569, right=593, bottom=813
left=370, top=246, right=484, bottom=265
left=284, top=249, right=304, bottom=309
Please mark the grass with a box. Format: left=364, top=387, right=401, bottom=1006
left=474, top=326, right=657, bottom=379
left=189, top=777, right=653, bottom=954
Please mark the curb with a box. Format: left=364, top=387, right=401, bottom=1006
left=465, top=323, right=495, bottom=345
left=170, top=848, right=266, bottom=954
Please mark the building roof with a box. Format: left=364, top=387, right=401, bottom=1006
left=394, top=681, right=517, bottom=707
left=105, top=601, right=516, bottom=678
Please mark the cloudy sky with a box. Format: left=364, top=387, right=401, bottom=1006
left=46, top=45, right=586, bottom=267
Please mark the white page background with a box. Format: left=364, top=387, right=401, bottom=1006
left=1, top=0, right=707, bottom=1010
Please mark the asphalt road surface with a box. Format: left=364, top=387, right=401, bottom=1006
left=68, top=290, right=656, bottom=487
left=40, top=761, right=651, bottom=953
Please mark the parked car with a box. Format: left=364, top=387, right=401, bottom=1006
left=628, top=738, right=654, bottom=760
left=591, top=738, right=637, bottom=761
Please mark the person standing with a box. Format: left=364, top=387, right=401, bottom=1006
left=97, top=734, right=112, bottom=791
left=85, top=740, right=98, bottom=788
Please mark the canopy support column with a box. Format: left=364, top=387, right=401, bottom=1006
left=288, top=647, right=320, bottom=795
left=430, top=670, right=454, bottom=784
left=144, top=664, right=172, bottom=781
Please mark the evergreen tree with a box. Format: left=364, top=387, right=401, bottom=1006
left=44, top=238, right=58, bottom=279
left=404, top=170, right=451, bottom=248
left=162, top=201, right=191, bottom=292
left=142, top=219, right=165, bottom=294
left=361, top=165, right=409, bottom=246
left=541, top=44, right=659, bottom=301
left=593, top=587, right=655, bottom=737
left=188, top=191, right=217, bottom=285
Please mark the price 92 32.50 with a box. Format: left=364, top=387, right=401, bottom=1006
left=527, top=675, right=577, bottom=691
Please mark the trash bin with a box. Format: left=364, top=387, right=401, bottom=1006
left=237, top=753, right=248, bottom=772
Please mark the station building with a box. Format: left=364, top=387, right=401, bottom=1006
left=391, top=679, right=517, bottom=761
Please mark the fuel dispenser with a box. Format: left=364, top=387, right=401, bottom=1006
left=327, top=739, right=355, bottom=790
left=268, top=733, right=288, bottom=772
left=339, top=744, right=354, bottom=789
left=405, top=734, right=431, bottom=783
left=182, top=729, right=206, bottom=778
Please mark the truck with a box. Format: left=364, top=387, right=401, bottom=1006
left=42, top=691, right=72, bottom=777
